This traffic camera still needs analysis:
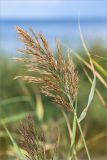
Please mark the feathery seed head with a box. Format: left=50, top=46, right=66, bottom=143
left=16, top=27, right=79, bottom=111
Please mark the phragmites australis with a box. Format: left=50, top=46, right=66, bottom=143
left=15, top=26, right=78, bottom=112
left=19, top=116, right=47, bottom=160
left=19, top=116, right=59, bottom=160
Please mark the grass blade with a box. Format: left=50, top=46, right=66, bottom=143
left=78, top=21, right=96, bottom=122
left=81, top=64, right=107, bottom=108
left=93, top=55, right=107, bottom=61
left=79, top=74, right=96, bottom=122
left=92, top=58, right=107, bottom=77
left=3, top=124, right=24, bottom=160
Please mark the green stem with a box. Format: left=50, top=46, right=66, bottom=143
left=75, top=113, right=91, bottom=160
left=70, top=100, right=77, bottom=160
left=68, top=97, right=91, bottom=160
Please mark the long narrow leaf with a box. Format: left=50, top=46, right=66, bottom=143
left=93, top=55, right=107, bottom=61
left=3, top=124, right=24, bottom=160
left=92, top=58, right=107, bottom=77
left=78, top=22, right=96, bottom=122
left=81, top=64, right=107, bottom=108
left=79, top=74, right=96, bottom=122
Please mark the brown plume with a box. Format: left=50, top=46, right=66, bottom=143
left=15, top=26, right=79, bottom=112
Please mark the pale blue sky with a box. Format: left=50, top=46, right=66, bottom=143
left=1, top=0, right=107, bottom=19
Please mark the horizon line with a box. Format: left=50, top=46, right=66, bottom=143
left=0, top=16, right=107, bottom=22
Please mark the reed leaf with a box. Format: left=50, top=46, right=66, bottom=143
left=3, top=124, right=24, bottom=160
left=92, top=58, right=107, bottom=77
left=79, top=74, right=96, bottom=122
left=78, top=22, right=96, bottom=122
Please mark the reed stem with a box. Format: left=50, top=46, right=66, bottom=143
left=68, top=97, right=91, bottom=160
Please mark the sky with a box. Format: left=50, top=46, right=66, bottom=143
left=0, top=0, right=107, bottom=19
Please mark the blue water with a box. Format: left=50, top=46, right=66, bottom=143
left=0, top=18, right=107, bottom=56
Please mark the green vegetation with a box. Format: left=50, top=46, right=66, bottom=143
left=0, top=28, right=107, bottom=159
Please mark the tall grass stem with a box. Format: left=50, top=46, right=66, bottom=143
left=68, top=97, right=91, bottom=160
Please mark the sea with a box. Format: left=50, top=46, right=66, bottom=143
left=0, top=18, right=107, bottom=57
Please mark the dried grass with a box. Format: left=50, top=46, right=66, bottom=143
left=15, top=26, right=79, bottom=112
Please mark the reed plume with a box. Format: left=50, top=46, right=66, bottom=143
left=15, top=26, right=78, bottom=112
left=19, top=115, right=47, bottom=160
